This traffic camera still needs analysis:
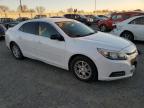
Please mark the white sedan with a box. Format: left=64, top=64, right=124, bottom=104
left=112, top=15, right=144, bottom=41
left=5, top=18, right=138, bottom=81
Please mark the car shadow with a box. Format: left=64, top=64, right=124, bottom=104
left=17, top=57, right=131, bottom=86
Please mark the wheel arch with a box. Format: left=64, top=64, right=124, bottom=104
left=120, top=30, right=134, bottom=39
left=68, top=54, right=98, bottom=72
left=9, top=41, right=22, bottom=52
left=9, top=41, right=17, bottom=49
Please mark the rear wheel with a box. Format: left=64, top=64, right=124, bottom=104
left=10, top=43, right=24, bottom=59
left=121, top=31, right=134, bottom=41
left=69, top=56, right=98, bottom=81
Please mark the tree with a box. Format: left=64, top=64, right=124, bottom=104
left=29, top=9, right=35, bottom=13
left=0, top=5, right=9, bottom=12
left=36, top=6, right=45, bottom=14
left=17, top=5, right=29, bottom=12
left=134, top=9, right=142, bottom=11
left=67, top=8, right=73, bottom=13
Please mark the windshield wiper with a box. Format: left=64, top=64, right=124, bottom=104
left=72, top=32, right=96, bottom=38
left=83, top=32, right=96, bottom=36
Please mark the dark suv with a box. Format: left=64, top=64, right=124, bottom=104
left=64, top=14, right=93, bottom=26
left=0, top=18, right=18, bottom=29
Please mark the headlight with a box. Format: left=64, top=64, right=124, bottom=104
left=97, top=48, right=127, bottom=60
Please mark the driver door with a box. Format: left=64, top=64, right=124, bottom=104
left=37, top=22, right=66, bottom=67
left=128, top=17, right=144, bottom=41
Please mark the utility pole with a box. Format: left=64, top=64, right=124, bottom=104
left=19, top=0, right=23, bottom=12
left=95, top=0, right=96, bottom=14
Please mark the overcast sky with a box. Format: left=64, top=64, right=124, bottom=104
left=0, top=0, right=144, bottom=11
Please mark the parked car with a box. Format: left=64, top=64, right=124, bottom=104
left=85, top=15, right=108, bottom=24
left=64, top=14, right=93, bottom=25
left=112, top=15, right=144, bottom=41
left=98, top=11, right=144, bottom=32
left=34, top=15, right=47, bottom=19
left=5, top=18, right=138, bottom=81
left=0, top=18, right=16, bottom=29
left=6, top=21, right=19, bottom=29
left=50, top=16, right=64, bottom=18
left=16, top=17, right=30, bottom=22
left=0, top=24, right=7, bottom=38
left=97, top=15, right=108, bottom=19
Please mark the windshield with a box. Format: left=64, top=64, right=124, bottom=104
left=56, top=21, right=96, bottom=38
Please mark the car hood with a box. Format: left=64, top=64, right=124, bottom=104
left=77, top=32, right=133, bottom=51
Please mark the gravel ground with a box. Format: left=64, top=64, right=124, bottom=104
left=0, top=37, right=144, bottom=108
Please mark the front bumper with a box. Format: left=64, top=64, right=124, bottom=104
left=94, top=46, right=138, bottom=81
left=99, top=65, right=136, bottom=81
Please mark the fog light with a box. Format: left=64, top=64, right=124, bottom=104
left=109, top=71, right=125, bottom=77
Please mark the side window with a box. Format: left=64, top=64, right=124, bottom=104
left=130, top=17, right=144, bottom=25
left=117, top=15, right=122, bottom=19
left=123, top=15, right=130, bottom=19
left=39, top=22, right=59, bottom=38
left=65, top=14, right=71, bottom=18
left=19, top=22, right=38, bottom=35
left=111, top=15, right=117, bottom=20
left=112, top=15, right=122, bottom=20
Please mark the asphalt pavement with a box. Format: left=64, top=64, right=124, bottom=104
left=0, top=36, right=144, bottom=108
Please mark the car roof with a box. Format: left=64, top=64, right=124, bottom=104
left=29, top=18, right=74, bottom=23
left=13, top=18, right=75, bottom=30
left=112, top=11, right=144, bottom=15
left=117, top=15, right=144, bottom=24
left=126, top=15, right=144, bottom=21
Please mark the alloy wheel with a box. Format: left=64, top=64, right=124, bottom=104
left=74, top=60, right=92, bottom=80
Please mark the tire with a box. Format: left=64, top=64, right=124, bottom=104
left=69, top=56, right=98, bottom=81
left=100, top=25, right=107, bottom=32
left=121, top=31, right=134, bottom=41
left=0, top=36, right=3, bottom=40
left=10, top=43, right=24, bottom=59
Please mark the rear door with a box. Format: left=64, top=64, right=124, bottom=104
left=18, top=22, right=40, bottom=57
left=128, top=17, right=144, bottom=40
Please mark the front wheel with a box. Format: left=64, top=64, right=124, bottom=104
left=70, top=56, right=98, bottom=81
left=121, top=32, right=134, bottom=41
left=10, top=43, right=24, bottom=59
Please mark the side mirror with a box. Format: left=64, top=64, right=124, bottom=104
left=50, top=34, right=65, bottom=41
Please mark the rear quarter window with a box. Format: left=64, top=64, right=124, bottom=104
left=129, top=17, right=144, bottom=25
left=19, top=22, right=38, bottom=35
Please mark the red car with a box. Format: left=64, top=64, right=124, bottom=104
left=98, top=11, right=144, bottom=32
